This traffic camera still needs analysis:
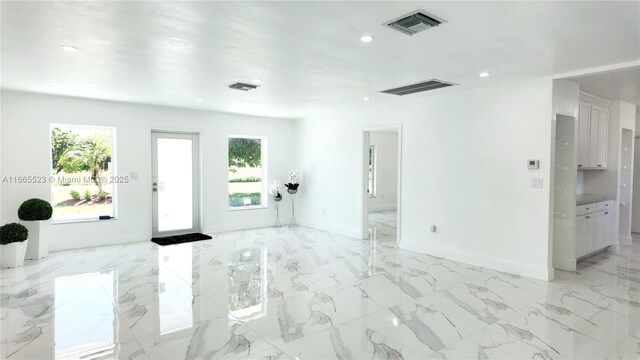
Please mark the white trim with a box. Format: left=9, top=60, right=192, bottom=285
left=227, top=135, right=268, bottom=209
left=619, top=235, right=633, bottom=245
left=553, top=60, right=640, bottom=80
left=151, top=131, right=201, bottom=237
left=579, top=91, right=611, bottom=107
left=49, top=124, right=117, bottom=223
left=369, top=205, right=397, bottom=212
left=296, top=220, right=361, bottom=239
left=361, top=124, right=402, bottom=244
left=401, top=240, right=554, bottom=281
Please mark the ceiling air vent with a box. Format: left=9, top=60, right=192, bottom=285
left=384, top=10, right=446, bottom=36
left=381, top=79, right=457, bottom=96
left=229, top=82, right=259, bottom=91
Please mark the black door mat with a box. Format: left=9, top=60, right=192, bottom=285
left=151, top=233, right=212, bottom=246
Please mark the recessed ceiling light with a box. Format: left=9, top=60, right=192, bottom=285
left=166, top=37, right=191, bottom=49
left=252, top=79, right=262, bottom=84
left=479, top=72, right=491, bottom=78
left=196, top=98, right=203, bottom=103
left=61, top=45, right=78, bottom=52
left=360, top=35, right=374, bottom=43
left=363, top=96, right=371, bottom=101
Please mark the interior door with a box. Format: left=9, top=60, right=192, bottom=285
left=151, top=132, right=200, bottom=237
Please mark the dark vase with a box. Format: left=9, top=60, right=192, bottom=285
left=285, top=183, right=299, bottom=194
left=274, top=193, right=282, bottom=201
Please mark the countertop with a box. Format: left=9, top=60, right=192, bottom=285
left=576, top=193, right=616, bottom=205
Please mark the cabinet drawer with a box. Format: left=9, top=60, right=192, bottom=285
left=597, top=200, right=613, bottom=211
left=576, top=203, right=596, bottom=215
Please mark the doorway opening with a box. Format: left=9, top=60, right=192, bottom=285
left=362, top=125, right=402, bottom=246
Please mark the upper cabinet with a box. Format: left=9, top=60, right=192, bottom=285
left=577, top=94, right=610, bottom=170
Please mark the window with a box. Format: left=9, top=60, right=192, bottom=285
left=228, top=136, right=267, bottom=209
left=50, top=125, right=116, bottom=222
left=368, top=145, right=376, bottom=197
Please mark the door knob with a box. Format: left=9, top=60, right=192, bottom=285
left=153, top=188, right=158, bottom=192
left=153, top=182, right=158, bottom=186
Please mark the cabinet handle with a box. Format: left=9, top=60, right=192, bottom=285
left=578, top=165, right=583, bottom=168
left=585, top=216, right=590, bottom=219
left=605, top=212, right=609, bottom=214
left=597, top=165, right=602, bottom=167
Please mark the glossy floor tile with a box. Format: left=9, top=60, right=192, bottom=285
left=1, top=224, right=639, bottom=359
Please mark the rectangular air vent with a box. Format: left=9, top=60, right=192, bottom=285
left=384, top=10, right=446, bottom=36
left=380, top=79, right=457, bottom=96
left=229, top=82, right=259, bottom=91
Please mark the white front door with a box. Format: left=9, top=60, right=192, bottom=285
left=151, top=132, right=200, bottom=237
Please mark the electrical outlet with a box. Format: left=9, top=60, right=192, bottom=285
left=531, top=178, right=543, bottom=189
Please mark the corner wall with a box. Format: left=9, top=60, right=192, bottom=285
left=0, top=90, right=296, bottom=251
left=296, top=77, right=555, bottom=280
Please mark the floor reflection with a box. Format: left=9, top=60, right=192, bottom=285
left=158, top=244, right=193, bottom=335
left=54, top=271, right=116, bottom=359
left=228, top=248, right=268, bottom=321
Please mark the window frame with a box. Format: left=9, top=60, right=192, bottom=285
left=49, top=124, right=118, bottom=224
left=227, top=135, right=268, bottom=211
left=368, top=145, right=377, bottom=198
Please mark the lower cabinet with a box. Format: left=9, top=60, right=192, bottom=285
left=595, top=210, right=613, bottom=250
left=576, top=213, right=596, bottom=258
left=575, top=201, right=613, bottom=258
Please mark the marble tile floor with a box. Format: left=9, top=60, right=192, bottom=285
left=369, top=210, right=398, bottom=244
left=1, top=226, right=639, bottom=360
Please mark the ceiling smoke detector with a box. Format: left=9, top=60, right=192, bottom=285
left=384, top=10, right=446, bottom=36
left=229, top=82, right=260, bottom=91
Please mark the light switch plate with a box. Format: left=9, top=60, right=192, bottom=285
left=531, top=177, right=543, bottom=189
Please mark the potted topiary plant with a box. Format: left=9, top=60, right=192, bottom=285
left=18, top=198, right=53, bottom=260
left=0, top=223, right=29, bottom=268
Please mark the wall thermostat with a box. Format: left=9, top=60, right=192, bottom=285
left=528, top=160, right=540, bottom=169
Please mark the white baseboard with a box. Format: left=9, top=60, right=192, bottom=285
left=401, top=240, right=553, bottom=281
left=368, top=205, right=397, bottom=212
left=51, top=231, right=150, bottom=252
left=297, top=218, right=362, bottom=239
left=553, top=257, right=577, bottom=272
left=619, top=236, right=633, bottom=245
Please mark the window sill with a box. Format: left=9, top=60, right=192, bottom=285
left=228, top=205, right=267, bottom=211
left=53, top=217, right=117, bottom=225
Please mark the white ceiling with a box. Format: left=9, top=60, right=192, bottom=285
left=568, top=66, right=640, bottom=105
left=2, top=1, right=639, bottom=119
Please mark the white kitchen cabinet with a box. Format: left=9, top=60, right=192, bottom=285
left=577, top=100, right=609, bottom=169
left=577, top=102, right=591, bottom=168
left=595, top=210, right=613, bottom=249
left=575, top=200, right=614, bottom=259
left=576, top=213, right=596, bottom=258
left=595, top=108, right=608, bottom=168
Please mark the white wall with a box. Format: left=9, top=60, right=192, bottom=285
left=1, top=90, right=295, bottom=251
left=296, top=78, right=554, bottom=280
left=368, top=131, right=398, bottom=212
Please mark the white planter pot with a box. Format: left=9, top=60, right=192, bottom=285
left=1, top=240, right=28, bottom=268
left=23, top=221, right=47, bottom=260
